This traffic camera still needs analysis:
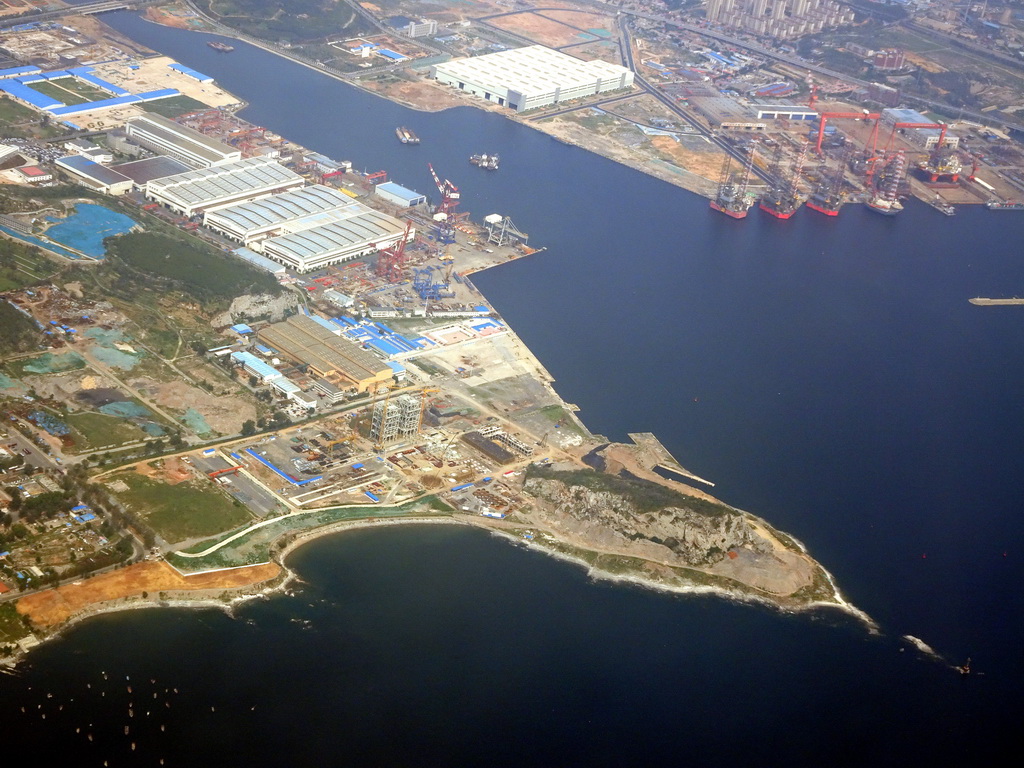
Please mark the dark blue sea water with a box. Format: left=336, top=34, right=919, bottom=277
left=3, top=12, right=1021, bottom=764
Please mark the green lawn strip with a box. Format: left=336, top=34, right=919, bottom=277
left=26, top=80, right=89, bottom=106
left=167, top=500, right=451, bottom=573
left=114, top=473, right=253, bottom=543
left=49, top=78, right=114, bottom=102
left=139, top=94, right=209, bottom=119
left=64, top=411, right=147, bottom=452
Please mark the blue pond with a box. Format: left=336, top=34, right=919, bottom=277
left=44, top=204, right=136, bottom=259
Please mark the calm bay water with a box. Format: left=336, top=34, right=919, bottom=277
left=2, top=12, right=1021, bottom=763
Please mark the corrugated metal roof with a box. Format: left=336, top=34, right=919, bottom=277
left=433, top=45, right=630, bottom=96
left=147, top=157, right=302, bottom=209
left=262, top=207, right=405, bottom=263
left=205, top=185, right=354, bottom=234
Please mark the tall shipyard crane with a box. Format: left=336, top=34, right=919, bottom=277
left=374, top=221, right=413, bottom=283
left=427, top=163, right=460, bottom=244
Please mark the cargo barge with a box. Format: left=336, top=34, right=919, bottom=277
left=986, top=200, right=1024, bottom=210
left=396, top=127, right=420, bottom=145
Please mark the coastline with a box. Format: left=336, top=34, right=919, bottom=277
left=5, top=498, right=863, bottom=667
left=0, top=10, right=858, bottom=662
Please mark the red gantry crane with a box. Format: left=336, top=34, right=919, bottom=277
left=427, top=163, right=460, bottom=243
left=814, top=110, right=881, bottom=155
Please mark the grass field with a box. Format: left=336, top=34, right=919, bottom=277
left=52, top=77, right=114, bottom=101
left=0, top=247, right=60, bottom=292
left=140, top=94, right=209, bottom=118
left=25, top=80, right=88, bottom=106
left=0, top=96, right=36, bottom=126
left=104, top=231, right=281, bottom=308
left=114, top=473, right=253, bottom=543
left=65, top=411, right=147, bottom=452
left=26, top=78, right=111, bottom=106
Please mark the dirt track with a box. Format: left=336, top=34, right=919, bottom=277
left=17, top=561, right=281, bottom=628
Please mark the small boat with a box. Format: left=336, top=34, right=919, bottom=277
left=469, top=153, right=499, bottom=170
left=866, top=195, right=903, bottom=216
left=395, top=127, right=420, bottom=144
left=208, top=41, right=234, bottom=53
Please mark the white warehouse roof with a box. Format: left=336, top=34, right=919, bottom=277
left=145, top=156, right=304, bottom=216
left=432, top=45, right=632, bottom=110
left=260, top=202, right=409, bottom=273
left=204, top=184, right=355, bottom=241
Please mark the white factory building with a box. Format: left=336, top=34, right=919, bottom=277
left=144, top=156, right=305, bottom=217
left=203, top=184, right=355, bottom=245
left=125, top=114, right=241, bottom=169
left=257, top=202, right=412, bottom=274
left=431, top=45, right=633, bottom=112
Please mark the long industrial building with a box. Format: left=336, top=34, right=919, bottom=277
left=258, top=314, right=393, bottom=392
left=203, top=184, right=355, bottom=245
left=144, top=157, right=305, bottom=217
left=126, top=114, right=241, bottom=169
left=257, top=203, right=411, bottom=274
left=431, top=45, right=633, bottom=112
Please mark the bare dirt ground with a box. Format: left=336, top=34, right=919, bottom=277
left=0, top=1, right=32, bottom=20
left=568, top=39, right=622, bottom=64
left=145, top=3, right=216, bottom=31
left=534, top=113, right=720, bottom=197
left=904, top=51, right=946, bottom=73
left=488, top=12, right=593, bottom=47
left=134, top=456, right=192, bottom=485
left=363, top=78, right=467, bottom=111
left=539, top=10, right=614, bottom=35
left=648, top=134, right=724, bottom=181
left=16, top=561, right=281, bottom=628
left=128, top=377, right=256, bottom=434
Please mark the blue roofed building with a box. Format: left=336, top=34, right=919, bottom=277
left=230, top=350, right=283, bottom=383
left=55, top=155, right=133, bottom=195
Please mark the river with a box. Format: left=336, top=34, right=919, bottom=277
left=2, top=11, right=1020, bottom=763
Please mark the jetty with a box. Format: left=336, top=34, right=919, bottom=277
left=969, top=297, right=1024, bottom=306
